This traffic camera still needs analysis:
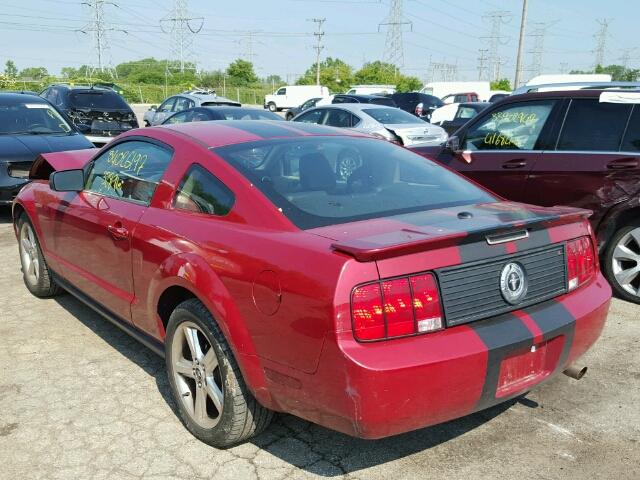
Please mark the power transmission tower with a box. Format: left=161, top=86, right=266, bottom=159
left=309, top=18, right=326, bottom=86
left=559, top=62, right=569, bottom=74
left=80, top=0, right=125, bottom=78
left=238, top=31, right=262, bottom=63
left=429, top=60, right=458, bottom=82
left=593, top=18, right=611, bottom=69
left=477, top=49, right=489, bottom=80
left=526, top=22, right=549, bottom=79
left=619, top=48, right=634, bottom=69
left=379, top=0, right=412, bottom=74
left=160, top=0, right=204, bottom=73
left=482, top=11, right=511, bottom=82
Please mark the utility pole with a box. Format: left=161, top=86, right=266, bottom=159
left=379, top=0, right=412, bottom=75
left=477, top=48, right=489, bottom=80
left=79, top=0, right=124, bottom=78
left=593, top=19, right=611, bottom=69
left=160, top=0, right=204, bottom=73
left=482, top=11, right=511, bottom=82
left=513, top=0, right=528, bottom=88
left=309, top=18, right=325, bottom=85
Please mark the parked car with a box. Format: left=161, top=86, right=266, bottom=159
left=144, top=92, right=240, bottom=126
left=41, top=84, right=138, bottom=147
left=489, top=92, right=510, bottom=103
left=442, top=92, right=480, bottom=104
left=391, top=92, right=444, bottom=121
left=331, top=94, right=397, bottom=106
left=162, top=106, right=283, bottom=124
left=292, top=104, right=447, bottom=153
left=427, top=102, right=460, bottom=126
left=440, top=102, right=490, bottom=135
left=12, top=120, right=610, bottom=447
left=0, top=92, right=93, bottom=205
left=413, top=88, right=640, bottom=302
left=421, top=81, right=491, bottom=102
left=264, top=85, right=329, bottom=112
left=285, top=97, right=323, bottom=121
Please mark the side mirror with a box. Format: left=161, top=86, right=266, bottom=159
left=49, top=169, right=84, bottom=192
left=150, top=105, right=158, bottom=111
left=446, top=135, right=460, bottom=152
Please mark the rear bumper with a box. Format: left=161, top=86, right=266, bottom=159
left=265, top=274, right=611, bottom=439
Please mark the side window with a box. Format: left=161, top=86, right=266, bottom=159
left=158, top=98, right=176, bottom=112
left=164, top=111, right=192, bottom=124
left=276, top=88, right=286, bottom=95
left=324, top=109, right=354, bottom=128
left=557, top=99, right=632, bottom=152
left=332, top=96, right=346, bottom=104
left=295, top=109, right=325, bottom=124
left=85, top=140, right=172, bottom=204
left=621, top=106, right=640, bottom=152
left=463, top=100, right=555, bottom=151
left=174, top=164, right=235, bottom=216
left=455, top=106, right=478, bottom=120
left=174, top=97, right=191, bottom=112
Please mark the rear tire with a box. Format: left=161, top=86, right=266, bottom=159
left=603, top=222, right=640, bottom=303
left=165, top=299, right=273, bottom=447
left=17, top=214, right=62, bottom=298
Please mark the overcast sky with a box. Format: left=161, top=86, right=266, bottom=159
left=0, top=0, right=636, bottom=84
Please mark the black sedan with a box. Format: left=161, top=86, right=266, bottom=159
left=162, top=106, right=283, bottom=124
left=391, top=92, right=444, bottom=121
left=285, top=97, right=322, bottom=121
left=0, top=93, right=94, bottom=205
left=439, top=102, right=490, bottom=135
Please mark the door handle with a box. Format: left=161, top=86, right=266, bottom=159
left=108, top=224, right=129, bottom=240
left=606, top=158, right=638, bottom=170
left=502, top=159, right=527, bottom=169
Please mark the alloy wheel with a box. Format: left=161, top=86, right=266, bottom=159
left=611, top=227, right=640, bottom=298
left=170, top=322, right=224, bottom=428
left=19, top=222, right=40, bottom=286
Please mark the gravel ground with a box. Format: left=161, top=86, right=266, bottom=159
left=0, top=206, right=638, bottom=480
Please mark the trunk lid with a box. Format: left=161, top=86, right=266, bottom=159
left=384, top=123, right=444, bottom=146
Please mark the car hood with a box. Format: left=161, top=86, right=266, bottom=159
left=384, top=123, right=447, bottom=146
left=0, top=134, right=93, bottom=163
left=308, top=201, right=590, bottom=262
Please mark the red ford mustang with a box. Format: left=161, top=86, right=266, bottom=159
left=12, top=120, right=611, bottom=447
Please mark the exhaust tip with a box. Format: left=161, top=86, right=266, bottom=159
left=563, top=365, right=588, bottom=380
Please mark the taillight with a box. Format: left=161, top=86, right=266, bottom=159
left=352, top=273, right=443, bottom=342
left=415, top=102, right=424, bottom=117
left=566, top=236, right=596, bottom=291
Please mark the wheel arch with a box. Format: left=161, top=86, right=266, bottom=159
left=596, top=203, right=640, bottom=253
left=150, top=253, right=274, bottom=408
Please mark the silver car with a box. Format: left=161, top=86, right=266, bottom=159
left=291, top=103, right=448, bottom=148
left=143, top=91, right=241, bottom=126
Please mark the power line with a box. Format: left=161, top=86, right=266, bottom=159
left=379, top=0, right=411, bottom=72
left=482, top=10, right=511, bottom=82
left=160, top=0, right=203, bottom=72
left=593, top=18, right=611, bottom=69
left=309, top=18, right=325, bottom=85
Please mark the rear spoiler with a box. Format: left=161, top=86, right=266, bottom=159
left=30, top=149, right=97, bottom=180
left=331, top=209, right=591, bottom=262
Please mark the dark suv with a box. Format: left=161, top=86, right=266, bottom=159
left=414, top=89, right=640, bottom=303
left=41, top=84, right=138, bottom=146
left=331, top=94, right=397, bottom=107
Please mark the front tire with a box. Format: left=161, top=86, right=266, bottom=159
left=267, top=102, right=277, bottom=112
left=165, top=299, right=273, bottom=447
left=17, top=214, right=62, bottom=298
left=603, top=223, right=640, bottom=303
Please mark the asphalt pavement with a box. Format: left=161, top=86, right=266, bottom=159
left=0, top=207, right=638, bottom=480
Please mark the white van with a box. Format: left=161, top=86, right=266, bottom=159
left=264, top=85, right=329, bottom=111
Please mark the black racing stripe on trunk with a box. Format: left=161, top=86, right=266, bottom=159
left=523, top=300, right=576, bottom=372
left=514, top=227, right=552, bottom=251
left=224, top=121, right=301, bottom=138
left=469, top=313, right=534, bottom=410
left=459, top=240, right=507, bottom=263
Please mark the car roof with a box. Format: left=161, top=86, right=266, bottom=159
left=459, top=102, right=489, bottom=107
left=500, top=88, right=639, bottom=103
left=158, top=120, right=367, bottom=148
left=0, top=92, right=49, bottom=104
left=314, top=103, right=397, bottom=113
left=335, top=93, right=387, bottom=100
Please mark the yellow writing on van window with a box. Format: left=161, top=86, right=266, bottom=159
left=491, top=111, right=538, bottom=124
left=101, top=171, right=123, bottom=192
left=107, top=149, right=147, bottom=176
left=484, top=132, right=520, bottom=148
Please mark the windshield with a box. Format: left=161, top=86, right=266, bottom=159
left=0, top=102, right=72, bottom=135
left=213, top=137, right=495, bottom=229
left=69, top=90, right=130, bottom=110
left=363, top=108, right=424, bottom=125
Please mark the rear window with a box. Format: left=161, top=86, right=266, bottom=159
left=213, top=137, right=495, bottom=229
left=363, top=108, right=422, bottom=125
left=370, top=97, right=396, bottom=107
left=69, top=90, right=130, bottom=110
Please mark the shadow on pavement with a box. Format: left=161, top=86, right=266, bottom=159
left=0, top=207, right=13, bottom=225
left=54, top=291, right=518, bottom=477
